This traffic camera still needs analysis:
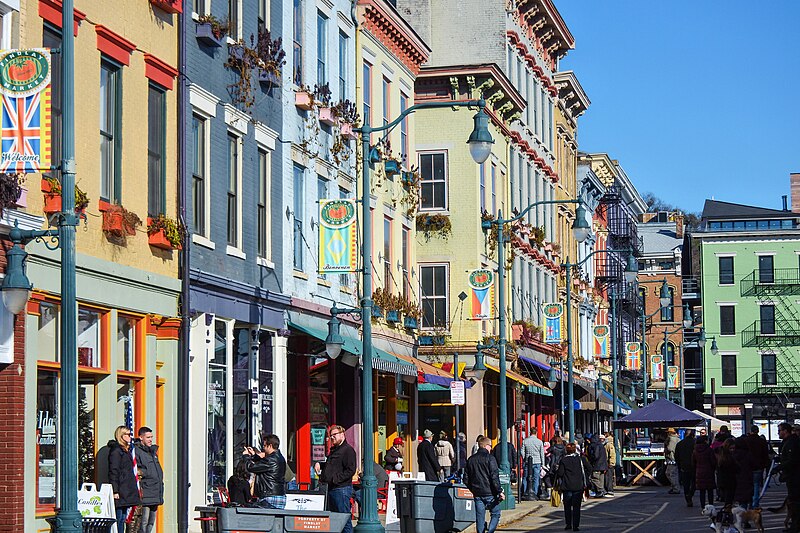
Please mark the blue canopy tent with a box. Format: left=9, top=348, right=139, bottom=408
left=612, top=398, right=704, bottom=429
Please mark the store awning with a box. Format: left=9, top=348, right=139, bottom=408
left=599, top=389, right=631, bottom=415
left=288, top=321, right=417, bottom=377
left=392, top=352, right=472, bottom=389
left=485, top=363, right=553, bottom=397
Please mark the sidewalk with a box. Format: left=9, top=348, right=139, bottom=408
left=460, top=499, right=546, bottom=533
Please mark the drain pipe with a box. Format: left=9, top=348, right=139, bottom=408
left=177, top=6, right=190, bottom=532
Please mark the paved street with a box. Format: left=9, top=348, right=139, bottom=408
left=503, top=483, right=791, bottom=532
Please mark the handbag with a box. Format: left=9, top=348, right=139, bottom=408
left=550, top=485, right=561, bottom=507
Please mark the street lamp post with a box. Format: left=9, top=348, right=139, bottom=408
left=483, top=199, right=590, bottom=504
left=326, top=98, right=493, bottom=533
left=0, top=2, right=79, bottom=532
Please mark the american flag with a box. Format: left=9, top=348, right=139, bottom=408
left=1, top=88, right=51, bottom=173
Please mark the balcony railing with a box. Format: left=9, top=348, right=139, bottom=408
left=741, top=268, right=800, bottom=297
left=742, top=320, right=800, bottom=347
left=682, top=277, right=701, bottom=298
left=683, top=368, right=703, bottom=389
left=743, top=371, right=800, bottom=395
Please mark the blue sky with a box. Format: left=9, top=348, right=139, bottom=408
left=555, top=1, right=800, bottom=214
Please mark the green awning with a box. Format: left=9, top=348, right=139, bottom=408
left=528, top=384, right=553, bottom=397
left=288, top=321, right=417, bottom=377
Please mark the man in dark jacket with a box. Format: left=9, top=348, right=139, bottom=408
left=492, top=439, right=518, bottom=483
left=134, top=427, right=164, bottom=533
left=675, top=429, right=696, bottom=507
left=743, top=425, right=770, bottom=508
left=417, top=429, right=440, bottom=481
left=778, top=422, right=800, bottom=533
left=587, top=434, right=608, bottom=497
left=244, top=434, right=287, bottom=509
left=465, top=436, right=505, bottom=533
left=315, top=425, right=357, bottom=533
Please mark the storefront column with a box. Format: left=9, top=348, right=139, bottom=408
left=273, top=334, right=288, bottom=452
left=466, top=378, right=485, bottom=450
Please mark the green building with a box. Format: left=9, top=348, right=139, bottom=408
left=686, top=199, right=800, bottom=440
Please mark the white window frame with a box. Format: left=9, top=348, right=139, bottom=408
left=419, top=263, right=449, bottom=330
left=190, top=85, right=218, bottom=248
left=0, top=0, right=18, bottom=50
left=255, top=122, right=277, bottom=267
left=225, top=131, right=244, bottom=258
left=417, top=150, right=449, bottom=212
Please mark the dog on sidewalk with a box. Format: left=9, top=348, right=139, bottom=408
left=767, top=497, right=794, bottom=531
left=730, top=506, right=764, bottom=533
left=702, top=504, right=764, bottom=533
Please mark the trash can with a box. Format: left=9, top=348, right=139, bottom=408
left=216, top=507, right=352, bottom=533
left=47, top=516, right=117, bottom=533
left=394, top=480, right=474, bottom=533
left=194, top=505, right=220, bottom=533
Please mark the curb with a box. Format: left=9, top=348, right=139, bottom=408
left=460, top=502, right=545, bottom=533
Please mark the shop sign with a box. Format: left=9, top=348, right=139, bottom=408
left=450, top=380, right=465, bottom=405
left=286, top=516, right=332, bottom=531
left=311, top=445, right=327, bottom=462
left=318, top=199, right=357, bottom=273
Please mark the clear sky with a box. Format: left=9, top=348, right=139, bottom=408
left=555, top=1, right=800, bottom=214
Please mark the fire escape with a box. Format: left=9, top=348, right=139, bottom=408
left=741, top=267, right=800, bottom=398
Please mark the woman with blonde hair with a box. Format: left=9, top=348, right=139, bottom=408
left=108, top=425, right=141, bottom=531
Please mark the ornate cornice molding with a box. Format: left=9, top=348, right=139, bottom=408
left=553, top=71, right=590, bottom=124
left=359, top=0, right=430, bottom=76
left=508, top=0, right=574, bottom=69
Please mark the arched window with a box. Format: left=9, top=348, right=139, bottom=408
left=662, top=341, right=676, bottom=366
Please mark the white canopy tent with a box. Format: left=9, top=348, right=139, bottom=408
left=692, top=410, right=728, bottom=431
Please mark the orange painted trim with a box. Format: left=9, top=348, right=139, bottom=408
left=39, top=0, right=86, bottom=36
left=37, top=360, right=61, bottom=370
left=26, top=299, right=41, bottom=315
left=156, top=317, right=181, bottom=340
left=95, top=25, right=136, bottom=66
left=144, top=54, right=179, bottom=91
left=100, top=311, right=111, bottom=371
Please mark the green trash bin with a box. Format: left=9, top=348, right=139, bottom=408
left=394, top=480, right=474, bottom=533
left=216, top=507, right=352, bottom=533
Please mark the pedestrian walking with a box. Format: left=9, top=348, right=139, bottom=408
left=315, top=425, right=357, bottom=533
left=108, top=426, right=142, bottom=532
left=227, top=460, right=253, bottom=506
left=521, top=428, right=545, bottom=501
left=556, top=442, right=591, bottom=531
left=384, top=437, right=404, bottom=472
left=548, top=435, right=566, bottom=487
left=778, top=422, right=800, bottom=533
left=743, top=425, right=770, bottom=508
left=464, top=436, right=505, bottom=533
left=418, top=429, right=441, bottom=481
left=603, top=433, right=616, bottom=496
left=472, top=434, right=485, bottom=456
left=457, top=433, right=468, bottom=471
left=664, top=427, right=681, bottom=494
left=245, top=434, right=287, bottom=509
left=675, top=429, right=696, bottom=507
left=492, top=438, right=518, bottom=484
left=733, top=436, right=753, bottom=507
left=587, top=434, right=608, bottom=497
left=693, top=435, right=717, bottom=508
left=133, top=427, right=163, bottom=533
left=716, top=437, right=738, bottom=506
left=435, top=431, right=456, bottom=480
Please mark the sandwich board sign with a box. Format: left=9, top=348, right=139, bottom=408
left=77, top=483, right=117, bottom=533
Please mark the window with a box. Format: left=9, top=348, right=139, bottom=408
left=419, top=152, right=447, bottom=210
left=719, top=305, right=736, bottom=335
left=363, top=62, right=372, bottom=128
left=402, top=226, right=410, bottom=300
left=226, top=134, right=239, bottom=247
left=258, top=0, right=269, bottom=29
left=479, top=163, right=486, bottom=212
left=400, top=93, right=409, bottom=162
left=194, top=0, right=206, bottom=15
left=759, top=255, right=774, bottom=284
left=382, top=77, right=390, bottom=128
left=208, top=320, right=228, bottom=493
left=721, top=353, right=737, bottom=386
left=421, top=264, right=448, bottom=328
left=384, top=217, right=392, bottom=289
left=228, top=0, right=240, bottom=40
left=100, top=60, right=122, bottom=203
left=257, top=149, right=270, bottom=259
left=762, top=353, right=777, bottom=386
left=660, top=287, right=674, bottom=322
left=662, top=342, right=676, bottom=366
left=147, top=85, right=166, bottom=217
left=293, top=164, right=304, bottom=270
left=43, top=25, right=62, bottom=181
left=36, top=370, right=58, bottom=509
left=191, top=114, right=207, bottom=235
left=78, top=308, right=101, bottom=368
left=338, top=31, right=348, bottom=99
left=316, top=12, right=327, bottom=85
left=490, top=163, right=497, bottom=216
left=718, top=256, right=734, bottom=285
left=38, top=301, right=60, bottom=363
left=116, top=315, right=138, bottom=372
left=760, top=305, right=775, bottom=335
left=292, top=0, right=303, bottom=85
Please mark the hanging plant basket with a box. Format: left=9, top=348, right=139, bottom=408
left=403, top=316, right=418, bottom=330
left=371, top=306, right=383, bottom=319
left=384, top=159, right=401, bottom=177
left=102, top=205, right=142, bottom=238
left=295, top=90, right=314, bottom=110
left=386, top=310, right=400, bottom=323
left=147, top=214, right=184, bottom=250
left=196, top=23, right=224, bottom=47
left=340, top=122, right=357, bottom=140
left=148, top=229, right=180, bottom=250
left=43, top=193, right=61, bottom=215
left=319, top=107, right=336, bottom=126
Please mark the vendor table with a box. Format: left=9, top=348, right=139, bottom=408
left=622, top=455, right=665, bottom=486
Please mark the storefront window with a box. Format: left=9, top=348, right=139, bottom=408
left=117, top=315, right=137, bottom=372
left=78, top=380, right=97, bottom=484
left=232, top=326, right=250, bottom=456
left=259, top=331, right=275, bottom=441
left=208, top=320, right=228, bottom=492
left=116, top=380, right=137, bottom=428
left=39, top=302, right=59, bottom=362
left=37, top=370, right=58, bottom=508
left=78, top=308, right=102, bottom=368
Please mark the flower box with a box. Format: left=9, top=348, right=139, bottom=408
left=148, top=229, right=180, bottom=250
left=258, top=70, right=280, bottom=85
left=43, top=194, right=61, bottom=214
left=371, top=306, right=383, bottom=319
left=295, top=90, right=314, bottom=111
left=15, top=187, right=27, bottom=208
left=103, top=210, right=138, bottom=236
left=340, top=122, right=357, bottom=140
left=196, top=23, right=223, bottom=47
left=403, top=317, right=418, bottom=329
left=150, top=0, right=182, bottom=14
left=511, top=324, right=524, bottom=342
left=319, top=107, right=337, bottom=126
left=228, top=44, right=245, bottom=61
left=386, top=310, right=400, bottom=323
left=41, top=178, right=54, bottom=193
left=384, top=159, right=401, bottom=177
left=419, top=335, right=445, bottom=346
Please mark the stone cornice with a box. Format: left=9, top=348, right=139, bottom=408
left=509, top=126, right=559, bottom=184
left=553, top=70, right=590, bottom=123
left=359, top=0, right=431, bottom=76
left=510, top=0, right=574, bottom=69
left=579, top=153, right=618, bottom=188
left=506, top=30, right=558, bottom=97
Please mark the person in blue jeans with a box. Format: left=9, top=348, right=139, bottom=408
left=315, top=425, right=357, bottom=533
left=464, top=436, right=505, bottom=533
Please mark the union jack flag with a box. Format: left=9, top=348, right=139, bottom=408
left=1, top=87, right=51, bottom=173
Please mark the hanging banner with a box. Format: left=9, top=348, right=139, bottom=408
left=625, top=342, right=641, bottom=370
left=318, top=199, right=357, bottom=273
left=543, top=303, right=563, bottom=345
left=0, top=48, right=52, bottom=173
left=468, top=269, right=494, bottom=320
left=651, top=354, right=664, bottom=381
left=593, top=325, right=609, bottom=358
left=667, top=365, right=680, bottom=389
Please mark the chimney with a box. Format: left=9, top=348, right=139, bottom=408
left=675, top=213, right=685, bottom=239
left=791, top=173, right=800, bottom=213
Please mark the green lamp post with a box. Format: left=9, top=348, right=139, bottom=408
left=324, top=98, right=492, bottom=533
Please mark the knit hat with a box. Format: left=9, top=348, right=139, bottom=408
left=393, top=437, right=404, bottom=445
